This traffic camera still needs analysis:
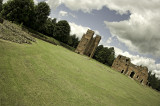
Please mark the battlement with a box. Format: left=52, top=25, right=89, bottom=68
left=86, top=29, right=94, bottom=36
left=95, top=35, right=101, bottom=42
left=117, top=55, right=131, bottom=63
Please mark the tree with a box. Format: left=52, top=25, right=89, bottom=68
left=96, top=49, right=108, bottom=64
left=67, top=34, right=79, bottom=48
left=67, top=36, right=73, bottom=46
left=0, top=0, right=2, bottom=13
left=148, top=71, right=152, bottom=86
left=157, top=80, right=160, bottom=91
left=148, top=72, right=160, bottom=91
left=39, top=18, right=56, bottom=37
left=93, top=45, right=104, bottom=58
left=93, top=45, right=115, bottom=66
left=1, top=0, right=34, bottom=26
left=34, top=2, right=50, bottom=30
left=107, top=47, right=115, bottom=66
left=72, top=35, right=79, bottom=48
left=53, top=20, right=70, bottom=43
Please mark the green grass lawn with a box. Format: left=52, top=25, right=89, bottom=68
left=0, top=39, right=160, bottom=106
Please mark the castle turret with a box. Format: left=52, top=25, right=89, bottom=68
left=89, top=35, right=101, bottom=58
left=75, top=29, right=101, bottom=58
left=75, top=29, right=94, bottom=55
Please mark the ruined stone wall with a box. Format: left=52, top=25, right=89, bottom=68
left=75, top=29, right=101, bottom=58
left=112, top=55, right=130, bottom=74
left=84, top=37, right=95, bottom=56
left=90, top=35, right=101, bottom=58
left=75, top=29, right=94, bottom=55
left=85, top=35, right=101, bottom=58
left=126, top=64, right=148, bottom=85
left=112, top=55, right=148, bottom=85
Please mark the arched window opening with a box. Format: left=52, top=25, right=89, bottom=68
left=130, top=71, right=135, bottom=78
left=126, top=59, right=129, bottom=62
left=146, top=82, right=149, bottom=85
left=140, top=79, right=143, bottom=83
left=121, top=70, right=124, bottom=73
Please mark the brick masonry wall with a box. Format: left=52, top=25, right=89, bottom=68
left=112, top=55, right=148, bottom=85
left=75, top=29, right=101, bottom=58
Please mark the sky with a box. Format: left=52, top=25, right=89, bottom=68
left=3, top=0, right=160, bottom=78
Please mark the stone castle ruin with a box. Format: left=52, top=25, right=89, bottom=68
left=75, top=29, right=101, bottom=58
left=76, top=30, right=148, bottom=85
left=112, top=55, right=148, bottom=85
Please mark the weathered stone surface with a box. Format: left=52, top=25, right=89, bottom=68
left=75, top=29, right=101, bottom=58
left=112, top=55, right=148, bottom=85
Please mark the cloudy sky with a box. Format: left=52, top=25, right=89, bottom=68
left=4, top=0, right=160, bottom=78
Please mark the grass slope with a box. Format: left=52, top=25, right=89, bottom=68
left=0, top=39, right=160, bottom=106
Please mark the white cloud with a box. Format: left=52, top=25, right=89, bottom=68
left=34, top=0, right=38, bottom=4
left=69, top=13, right=77, bottom=18
left=103, top=0, right=160, bottom=58
left=111, top=46, right=160, bottom=78
left=69, top=22, right=99, bottom=39
left=46, top=0, right=160, bottom=58
left=59, top=11, right=68, bottom=17
left=46, top=0, right=62, bottom=10
left=59, top=10, right=77, bottom=18
left=106, top=37, right=112, bottom=44
left=3, top=0, right=8, bottom=3
left=46, top=0, right=106, bottom=12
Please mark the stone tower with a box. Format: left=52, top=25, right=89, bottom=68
left=112, top=55, right=148, bottom=85
left=75, top=29, right=101, bottom=58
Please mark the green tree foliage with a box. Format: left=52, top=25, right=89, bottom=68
left=53, top=20, right=70, bottom=44
left=1, top=0, right=34, bottom=26
left=39, top=18, right=56, bottom=37
left=148, top=72, right=160, bottom=91
left=157, top=80, right=160, bottom=91
left=0, top=0, right=2, bottom=13
left=67, top=36, right=73, bottom=46
left=93, top=45, right=115, bottom=66
left=34, top=2, right=50, bottom=30
left=36, top=18, right=79, bottom=49
left=67, top=34, right=79, bottom=48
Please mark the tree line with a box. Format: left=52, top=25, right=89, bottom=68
left=0, top=0, right=2, bottom=12
left=93, top=45, right=115, bottom=66
left=0, top=0, right=79, bottom=48
left=148, top=72, right=160, bottom=91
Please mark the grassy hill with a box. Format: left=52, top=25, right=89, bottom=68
left=0, top=22, right=160, bottom=106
